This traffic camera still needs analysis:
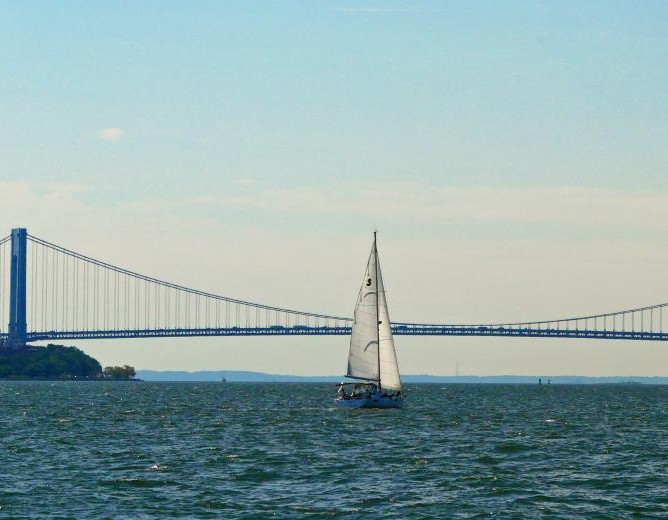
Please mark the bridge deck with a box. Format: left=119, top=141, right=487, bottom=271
left=1, top=326, right=665, bottom=342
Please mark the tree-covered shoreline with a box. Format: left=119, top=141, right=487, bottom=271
left=0, top=344, right=136, bottom=381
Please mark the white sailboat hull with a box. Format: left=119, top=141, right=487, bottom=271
left=334, top=393, right=403, bottom=409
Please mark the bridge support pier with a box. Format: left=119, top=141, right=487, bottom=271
left=6, top=228, right=27, bottom=349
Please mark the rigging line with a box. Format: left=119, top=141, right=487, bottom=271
left=27, top=234, right=350, bottom=322
left=0, top=235, right=10, bottom=247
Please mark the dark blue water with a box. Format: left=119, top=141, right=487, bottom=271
left=2, top=382, right=668, bottom=518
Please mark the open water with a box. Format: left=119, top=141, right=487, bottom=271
left=1, top=382, right=668, bottom=518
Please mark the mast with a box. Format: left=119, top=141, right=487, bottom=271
left=374, top=231, right=381, bottom=392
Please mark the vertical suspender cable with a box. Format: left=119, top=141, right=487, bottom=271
left=43, top=244, right=47, bottom=332
left=165, top=286, right=169, bottom=330
left=125, top=272, right=129, bottom=330
left=0, top=242, right=3, bottom=333
left=75, top=256, right=79, bottom=331
left=52, top=247, right=56, bottom=330
left=104, top=268, right=109, bottom=331
left=135, top=275, right=139, bottom=331
left=176, top=289, right=180, bottom=330
left=30, top=241, right=35, bottom=332
left=154, top=283, right=158, bottom=329
left=115, top=270, right=119, bottom=331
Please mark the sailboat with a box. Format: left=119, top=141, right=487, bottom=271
left=334, top=233, right=403, bottom=409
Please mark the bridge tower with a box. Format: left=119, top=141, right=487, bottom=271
left=7, top=228, right=27, bottom=348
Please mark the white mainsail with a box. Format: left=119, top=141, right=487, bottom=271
left=346, top=243, right=380, bottom=382
left=345, top=235, right=402, bottom=393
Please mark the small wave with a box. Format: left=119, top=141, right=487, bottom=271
left=100, top=478, right=172, bottom=488
left=463, top=474, right=499, bottom=482
left=476, top=455, right=500, bottom=464
left=495, top=442, right=529, bottom=453
left=233, top=468, right=279, bottom=483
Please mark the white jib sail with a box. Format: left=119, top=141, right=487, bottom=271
left=346, top=243, right=380, bottom=382
left=376, top=253, right=402, bottom=393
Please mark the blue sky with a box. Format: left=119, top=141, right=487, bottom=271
left=2, top=1, right=668, bottom=375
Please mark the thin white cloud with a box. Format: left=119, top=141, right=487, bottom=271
left=202, top=182, right=668, bottom=234
left=97, top=128, right=124, bottom=142
left=8, top=180, right=665, bottom=239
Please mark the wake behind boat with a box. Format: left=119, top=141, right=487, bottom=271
left=335, top=233, right=403, bottom=409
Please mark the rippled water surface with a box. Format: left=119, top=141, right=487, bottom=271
left=2, top=382, right=668, bottom=518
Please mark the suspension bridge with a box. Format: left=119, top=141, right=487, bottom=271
left=1, top=227, right=668, bottom=349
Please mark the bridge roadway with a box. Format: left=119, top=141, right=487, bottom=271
left=2, top=325, right=666, bottom=342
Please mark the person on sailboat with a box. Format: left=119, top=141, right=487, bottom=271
left=337, top=385, right=346, bottom=399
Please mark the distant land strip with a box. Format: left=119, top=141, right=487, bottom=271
left=136, top=371, right=668, bottom=385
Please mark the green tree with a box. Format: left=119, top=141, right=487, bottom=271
left=0, top=344, right=102, bottom=379
left=103, top=365, right=136, bottom=380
